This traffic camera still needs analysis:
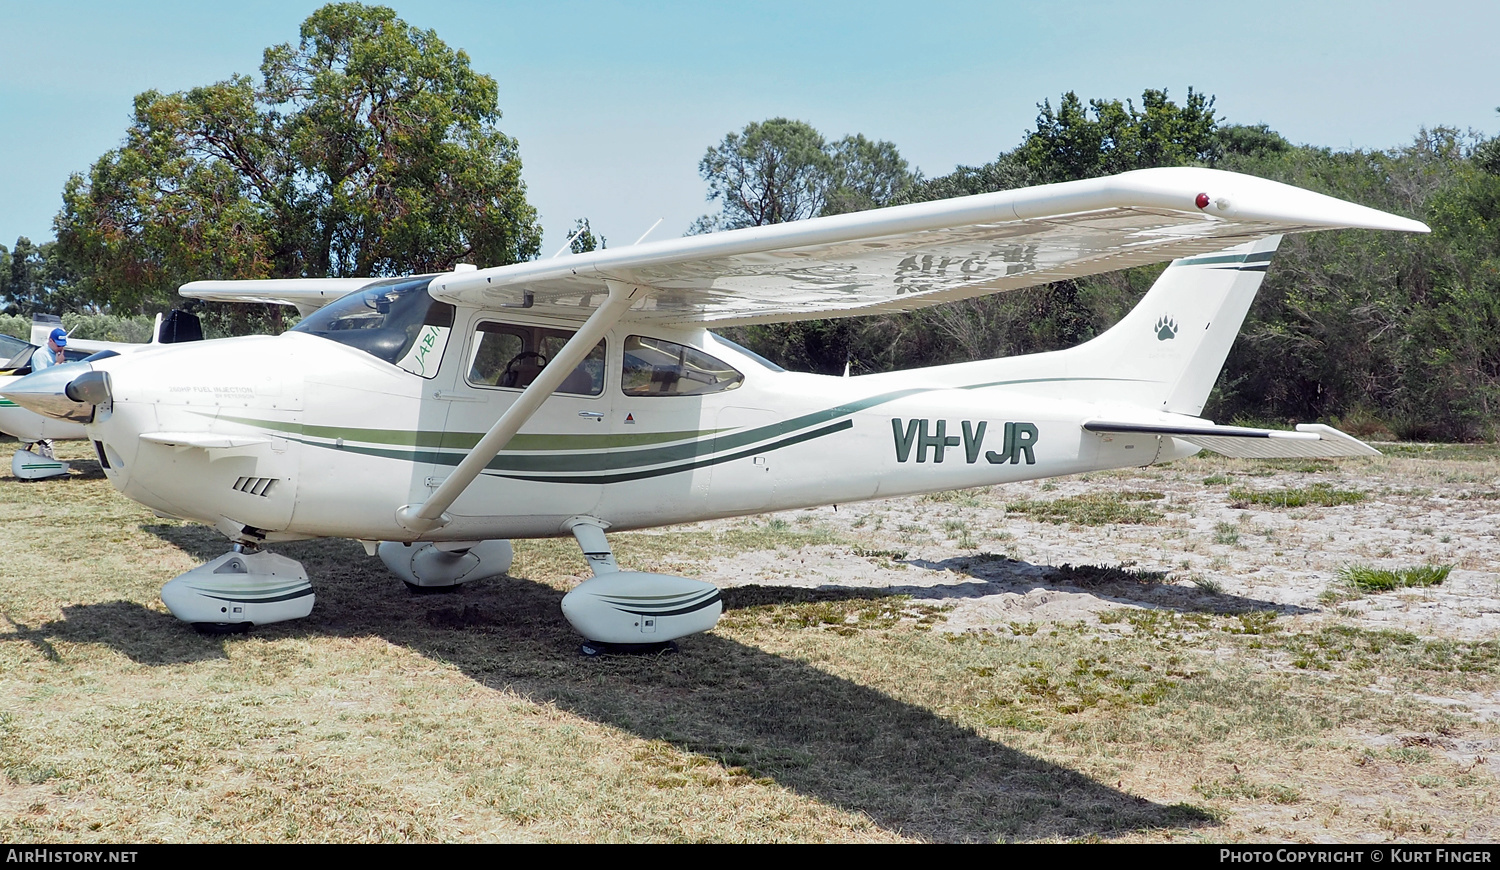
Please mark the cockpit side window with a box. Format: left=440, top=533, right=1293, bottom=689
left=467, top=322, right=606, bottom=396
left=622, top=335, right=743, bottom=397
left=290, top=277, right=455, bottom=378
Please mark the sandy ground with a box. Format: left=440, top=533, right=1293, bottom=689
left=679, top=451, right=1500, bottom=706
left=669, top=451, right=1500, bottom=841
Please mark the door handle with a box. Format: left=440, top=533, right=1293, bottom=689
left=578, top=411, right=604, bottom=420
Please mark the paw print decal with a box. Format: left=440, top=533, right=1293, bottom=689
left=1155, top=315, right=1178, bottom=341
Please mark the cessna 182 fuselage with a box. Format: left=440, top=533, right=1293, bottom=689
left=0, top=167, right=1428, bottom=651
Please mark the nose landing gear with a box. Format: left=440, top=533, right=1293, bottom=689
left=160, top=544, right=314, bottom=633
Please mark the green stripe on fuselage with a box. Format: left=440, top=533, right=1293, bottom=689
left=211, top=412, right=719, bottom=451
left=485, top=421, right=856, bottom=485
left=205, top=375, right=1148, bottom=477
left=211, top=387, right=932, bottom=474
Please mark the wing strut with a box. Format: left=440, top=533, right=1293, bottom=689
left=394, top=281, right=645, bottom=534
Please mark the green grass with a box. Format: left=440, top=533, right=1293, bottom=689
left=1338, top=564, right=1453, bottom=592
left=1212, top=521, right=1240, bottom=545
left=1193, top=775, right=1302, bottom=804
left=1374, top=443, right=1500, bottom=462
left=921, top=489, right=985, bottom=507
left=1282, top=624, right=1500, bottom=680
left=1049, top=564, right=1167, bottom=588
left=720, top=587, right=950, bottom=635
left=1228, top=483, right=1366, bottom=508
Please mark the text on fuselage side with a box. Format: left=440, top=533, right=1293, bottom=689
left=891, top=418, right=1037, bottom=465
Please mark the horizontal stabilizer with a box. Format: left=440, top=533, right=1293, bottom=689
left=140, top=432, right=270, bottom=450
left=1084, top=420, right=1379, bottom=459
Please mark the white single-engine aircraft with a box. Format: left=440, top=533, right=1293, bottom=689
left=0, top=167, right=1428, bottom=652
left=1, top=312, right=203, bottom=479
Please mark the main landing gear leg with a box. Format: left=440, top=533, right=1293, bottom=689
left=561, top=518, right=723, bottom=657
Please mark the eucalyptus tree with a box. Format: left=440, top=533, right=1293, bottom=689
left=56, top=2, right=541, bottom=313
left=692, top=118, right=914, bottom=234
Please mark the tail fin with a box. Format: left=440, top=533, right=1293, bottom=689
left=1049, top=234, right=1280, bottom=415
left=29, top=313, right=63, bottom=349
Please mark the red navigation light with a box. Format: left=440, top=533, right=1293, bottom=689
left=1195, top=193, right=1211, bottom=209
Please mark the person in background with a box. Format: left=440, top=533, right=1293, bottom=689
left=31, top=328, right=67, bottom=371
left=23, top=328, right=68, bottom=458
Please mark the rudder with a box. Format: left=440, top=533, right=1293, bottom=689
left=1050, top=235, right=1281, bottom=415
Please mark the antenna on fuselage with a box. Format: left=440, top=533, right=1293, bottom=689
left=632, top=218, right=664, bottom=246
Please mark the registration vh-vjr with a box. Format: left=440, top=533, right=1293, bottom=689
left=0, top=167, right=1428, bottom=653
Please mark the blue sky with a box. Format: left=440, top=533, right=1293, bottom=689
left=2, top=1, right=1497, bottom=259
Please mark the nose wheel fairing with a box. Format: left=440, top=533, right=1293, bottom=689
left=377, top=539, right=514, bottom=591
left=160, top=550, right=314, bottom=629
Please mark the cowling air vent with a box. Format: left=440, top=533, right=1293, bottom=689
left=232, top=476, right=278, bottom=497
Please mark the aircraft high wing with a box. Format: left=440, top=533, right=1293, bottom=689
left=180, top=167, right=1423, bottom=327
left=1, top=167, right=1429, bottom=652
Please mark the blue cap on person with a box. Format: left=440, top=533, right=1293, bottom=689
left=49, top=328, right=67, bottom=347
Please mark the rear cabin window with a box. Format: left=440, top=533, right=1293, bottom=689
left=622, top=336, right=743, bottom=397
left=467, top=322, right=606, bottom=396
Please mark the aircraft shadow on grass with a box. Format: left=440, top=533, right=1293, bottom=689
left=1, top=601, right=229, bottom=665
left=57, top=457, right=107, bottom=481
left=15, top=526, right=1221, bottom=841
left=897, top=554, right=1319, bottom=616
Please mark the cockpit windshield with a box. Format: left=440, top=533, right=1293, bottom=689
left=291, top=277, right=455, bottom=376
